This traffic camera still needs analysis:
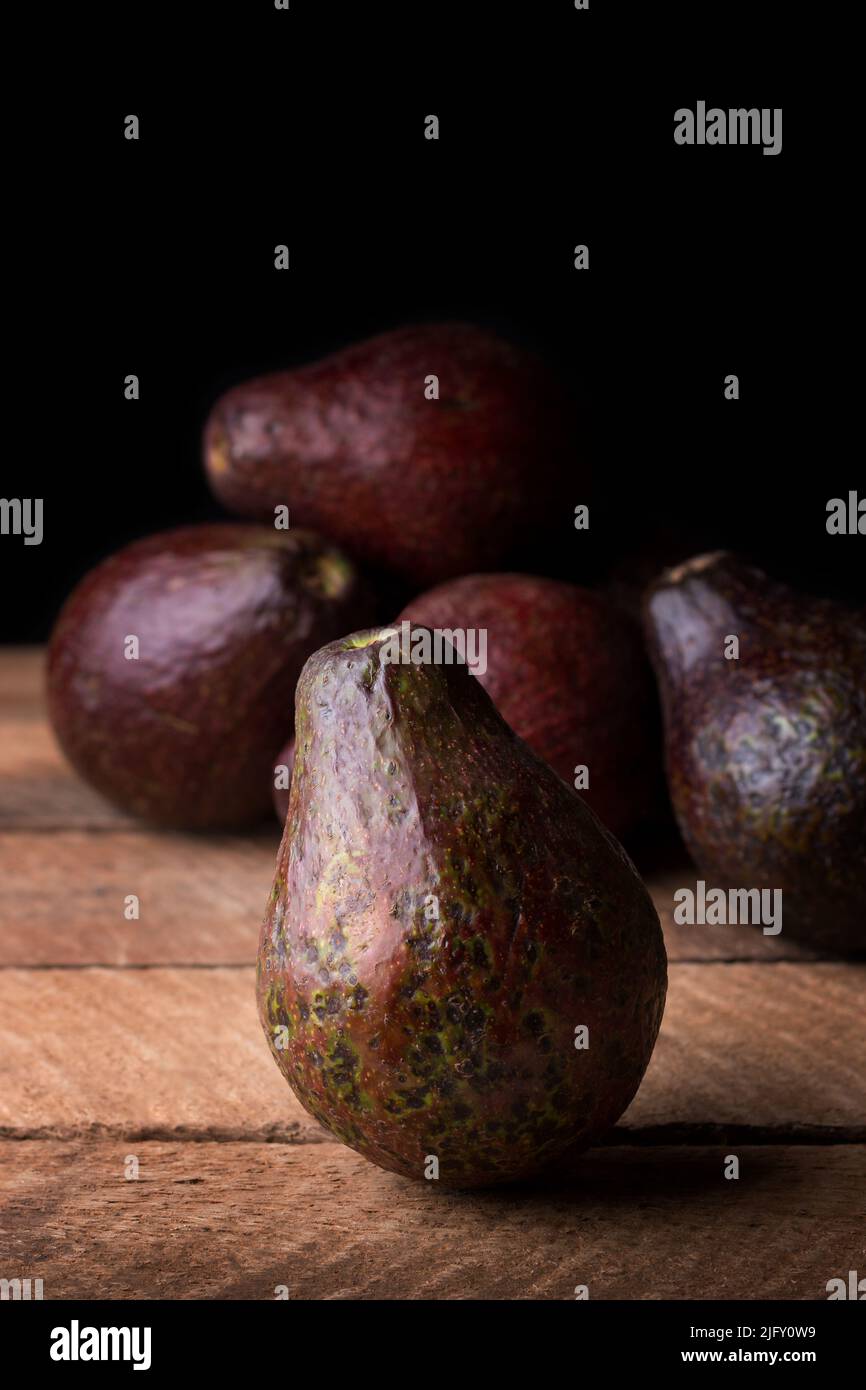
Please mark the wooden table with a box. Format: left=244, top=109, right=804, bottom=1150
left=1, top=649, right=863, bottom=1300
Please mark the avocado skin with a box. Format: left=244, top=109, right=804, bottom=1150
left=204, top=323, right=577, bottom=586
left=257, top=629, right=666, bottom=1187
left=643, top=553, right=866, bottom=952
left=399, top=573, right=660, bottom=839
left=47, top=524, right=370, bottom=829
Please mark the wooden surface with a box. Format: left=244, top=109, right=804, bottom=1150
left=1, top=648, right=863, bottom=1300
left=3, top=1142, right=863, bottom=1301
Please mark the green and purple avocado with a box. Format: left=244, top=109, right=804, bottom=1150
left=257, top=627, right=667, bottom=1187
left=644, top=553, right=866, bottom=953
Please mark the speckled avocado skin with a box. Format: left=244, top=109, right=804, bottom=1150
left=47, top=525, right=370, bottom=829
left=204, top=323, right=577, bottom=586
left=257, top=629, right=667, bottom=1187
left=399, top=573, right=660, bottom=838
left=643, top=553, right=866, bottom=953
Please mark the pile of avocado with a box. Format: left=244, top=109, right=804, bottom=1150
left=47, top=324, right=866, bottom=1186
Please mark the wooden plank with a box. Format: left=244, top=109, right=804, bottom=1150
left=0, top=965, right=863, bottom=1141
left=0, top=966, right=315, bottom=1142
left=0, top=721, right=137, bottom=829
left=0, top=649, right=134, bottom=828
left=0, top=719, right=133, bottom=829
left=0, top=829, right=816, bottom=964
left=0, top=830, right=279, bottom=965
left=0, top=647, right=44, bottom=712
left=625, top=962, right=866, bottom=1136
left=0, top=1139, right=862, bottom=1299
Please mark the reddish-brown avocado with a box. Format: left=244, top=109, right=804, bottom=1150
left=47, top=524, right=370, bottom=829
left=643, top=552, right=866, bottom=952
left=257, top=627, right=667, bottom=1186
left=204, top=323, right=577, bottom=586
left=399, top=574, right=660, bottom=838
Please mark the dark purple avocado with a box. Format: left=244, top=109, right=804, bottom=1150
left=47, top=524, right=370, bottom=829
left=257, top=627, right=667, bottom=1187
left=643, top=552, right=866, bottom=952
left=399, top=572, right=661, bottom=839
left=203, top=322, right=578, bottom=587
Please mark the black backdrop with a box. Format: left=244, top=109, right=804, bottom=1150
left=3, top=7, right=855, bottom=641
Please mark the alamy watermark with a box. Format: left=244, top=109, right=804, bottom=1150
left=674, top=104, right=782, bottom=157
left=673, top=880, right=782, bottom=935
left=1, top=1276, right=44, bottom=1300
left=0, top=498, right=43, bottom=545
left=826, top=491, right=865, bottom=534
left=378, top=621, right=487, bottom=676
left=826, top=1270, right=864, bottom=1299
left=50, top=1321, right=152, bottom=1370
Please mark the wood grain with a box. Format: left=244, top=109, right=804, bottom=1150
left=1, top=964, right=862, bottom=1141
left=1, top=1139, right=862, bottom=1299
left=0, top=830, right=278, bottom=965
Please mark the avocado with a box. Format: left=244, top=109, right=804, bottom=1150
left=47, top=524, right=370, bottom=829
left=257, top=627, right=667, bottom=1186
left=643, top=552, right=866, bottom=952
left=204, top=323, right=577, bottom=586
left=399, top=573, right=660, bottom=838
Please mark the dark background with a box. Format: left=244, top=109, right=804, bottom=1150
left=3, top=6, right=855, bottom=640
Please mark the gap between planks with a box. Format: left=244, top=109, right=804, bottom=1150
left=0, top=955, right=840, bottom=970
left=2, top=1124, right=864, bottom=1146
